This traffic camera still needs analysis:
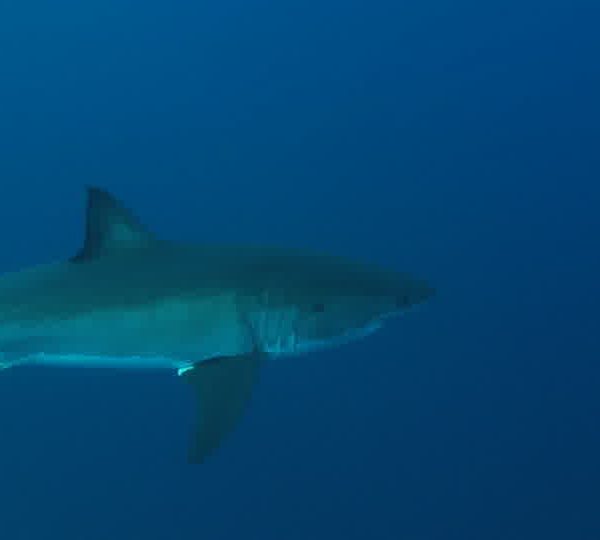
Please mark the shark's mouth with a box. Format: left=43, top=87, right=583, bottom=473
left=265, top=319, right=385, bottom=357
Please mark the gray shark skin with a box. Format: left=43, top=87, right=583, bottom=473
left=0, top=187, right=434, bottom=463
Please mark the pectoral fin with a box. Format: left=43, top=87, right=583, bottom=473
left=181, top=354, right=262, bottom=464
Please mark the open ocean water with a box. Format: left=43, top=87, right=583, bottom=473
left=0, top=0, right=598, bottom=538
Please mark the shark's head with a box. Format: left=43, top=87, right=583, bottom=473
left=248, top=253, right=434, bottom=355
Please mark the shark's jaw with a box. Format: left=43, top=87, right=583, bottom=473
left=247, top=305, right=388, bottom=357
left=293, top=320, right=385, bottom=354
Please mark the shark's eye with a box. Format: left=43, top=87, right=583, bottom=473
left=312, top=302, right=326, bottom=313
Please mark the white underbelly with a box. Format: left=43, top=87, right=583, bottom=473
left=31, top=352, right=191, bottom=370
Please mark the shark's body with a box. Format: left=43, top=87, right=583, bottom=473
left=0, top=188, right=433, bottom=462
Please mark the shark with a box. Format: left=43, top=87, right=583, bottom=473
left=0, top=187, right=434, bottom=463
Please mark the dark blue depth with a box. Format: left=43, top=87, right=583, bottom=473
left=0, top=0, right=598, bottom=538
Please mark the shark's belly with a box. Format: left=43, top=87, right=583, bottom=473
left=0, top=294, right=254, bottom=371
left=31, top=352, right=188, bottom=370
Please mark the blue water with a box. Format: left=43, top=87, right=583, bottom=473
left=0, top=0, right=598, bottom=538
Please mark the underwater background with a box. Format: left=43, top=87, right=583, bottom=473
left=0, top=0, right=598, bottom=538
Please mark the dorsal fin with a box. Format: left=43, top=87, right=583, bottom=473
left=71, top=187, right=156, bottom=263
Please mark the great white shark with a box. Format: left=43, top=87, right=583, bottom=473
left=0, top=187, right=434, bottom=463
